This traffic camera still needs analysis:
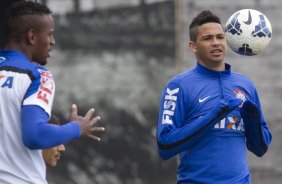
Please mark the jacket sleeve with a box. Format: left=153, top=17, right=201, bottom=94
left=21, top=105, right=80, bottom=149
left=240, top=90, right=272, bottom=157
left=156, top=82, right=242, bottom=160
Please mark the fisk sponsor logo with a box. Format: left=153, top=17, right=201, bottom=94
left=37, top=69, right=54, bottom=104
left=162, top=87, right=179, bottom=124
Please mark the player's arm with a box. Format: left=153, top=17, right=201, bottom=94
left=156, top=82, right=242, bottom=160
left=21, top=104, right=104, bottom=149
left=21, top=68, right=80, bottom=149
left=21, top=105, right=80, bottom=149
left=21, top=68, right=104, bottom=149
left=240, top=90, right=272, bottom=157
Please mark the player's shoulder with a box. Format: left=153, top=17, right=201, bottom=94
left=0, top=50, right=52, bottom=80
left=168, top=67, right=197, bottom=87
left=231, top=71, right=253, bottom=82
left=18, top=60, right=52, bottom=82
left=231, top=71, right=255, bottom=87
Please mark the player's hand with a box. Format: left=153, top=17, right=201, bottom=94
left=241, top=100, right=258, bottom=113
left=228, top=98, right=243, bottom=111
left=70, top=104, right=105, bottom=142
left=215, top=98, right=243, bottom=112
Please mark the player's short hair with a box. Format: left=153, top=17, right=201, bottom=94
left=6, top=1, right=51, bottom=17
left=5, top=1, right=52, bottom=42
left=189, top=10, right=222, bottom=42
left=49, top=115, right=60, bottom=125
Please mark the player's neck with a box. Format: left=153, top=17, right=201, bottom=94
left=5, top=42, right=32, bottom=62
left=197, top=61, right=225, bottom=71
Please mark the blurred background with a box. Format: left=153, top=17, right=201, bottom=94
left=2, top=0, right=282, bottom=183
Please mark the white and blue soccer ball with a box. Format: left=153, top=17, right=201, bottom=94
left=224, top=9, right=272, bottom=56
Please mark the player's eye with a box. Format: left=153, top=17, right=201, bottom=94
left=217, top=35, right=225, bottom=39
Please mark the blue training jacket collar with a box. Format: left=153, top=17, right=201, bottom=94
left=0, top=49, right=22, bottom=56
left=195, top=63, right=231, bottom=79
left=0, top=49, right=29, bottom=61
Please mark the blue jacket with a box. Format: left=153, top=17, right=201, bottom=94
left=156, top=63, right=272, bottom=184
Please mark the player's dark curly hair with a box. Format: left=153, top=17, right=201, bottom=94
left=189, top=10, right=221, bottom=42
left=6, top=1, right=51, bottom=18
left=5, top=1, right=52, bottom=42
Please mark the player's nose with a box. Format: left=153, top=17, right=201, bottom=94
left=211, top=37, right=220, bottom=45
left=58, top=144, right=65, bottom=152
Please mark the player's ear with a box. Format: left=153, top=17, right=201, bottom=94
left=189, top=41, right=197, bottom=53
left=27, top=28, right=37, bottom=45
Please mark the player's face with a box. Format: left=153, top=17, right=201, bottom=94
left=32, top=14, right=55, bottom=66
left=42, top=144, right=65, bottom=167
left=189, top=23, right=227, bottom=70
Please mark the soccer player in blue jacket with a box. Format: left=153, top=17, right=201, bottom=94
left=156, top=10, right=272, bottom=184
left=0, top=1, right=105, bottom=183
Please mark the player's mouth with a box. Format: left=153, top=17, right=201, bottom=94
left=47, top=50, right=52, bottom=57
left=55, top=154, right=61, bottom=160
left=48, top=46, right=54, bottom=56
left=211, top=49, right=222, bottom=56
